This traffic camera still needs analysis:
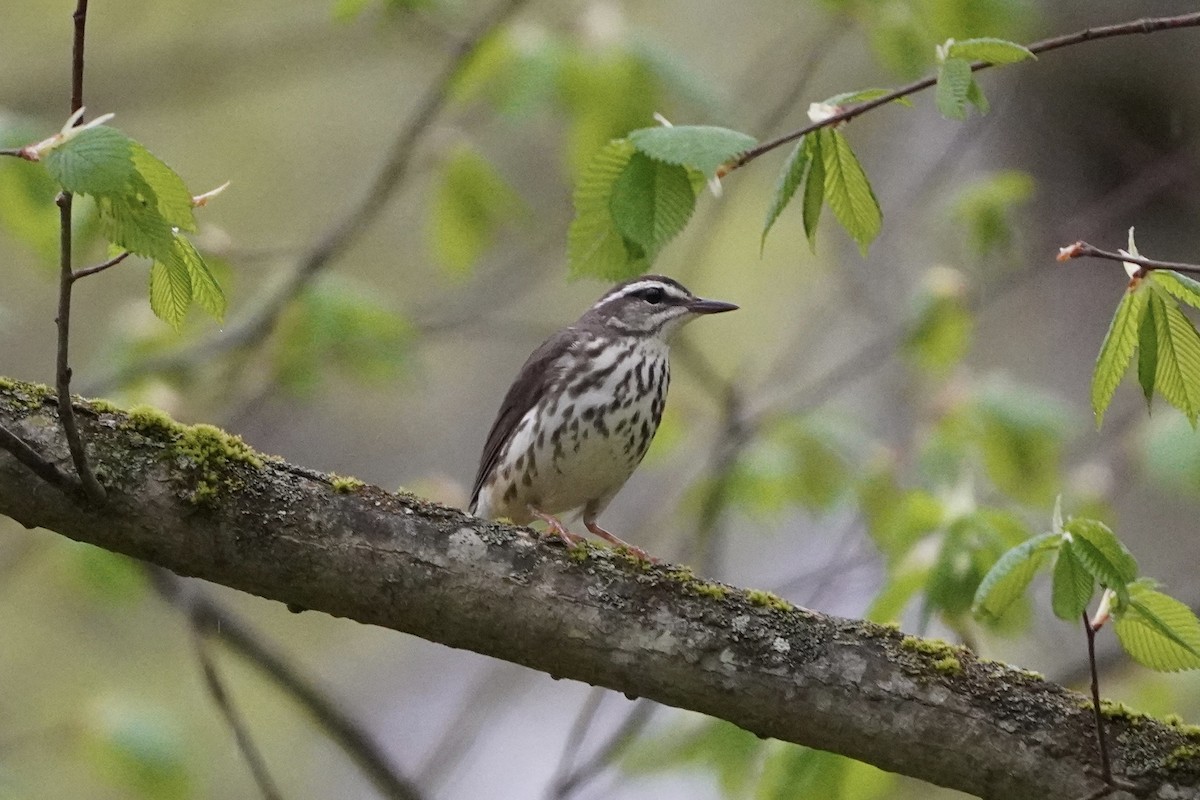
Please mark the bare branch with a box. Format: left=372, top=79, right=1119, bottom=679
left=190, top=626, right=285, bottom=800
left=149, top=569, right=424, bottom=800
left=71, top=250, right=130, bottom=282
left=85, top=0, right=532, bottom=396
left=0, top=423, right=80, bottom=494
left=1056, top=241, right=1200, bottom=277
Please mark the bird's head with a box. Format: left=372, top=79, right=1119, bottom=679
left=581, top=275, right=738, bottom=341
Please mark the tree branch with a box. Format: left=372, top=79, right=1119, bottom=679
left=84, top=0, right=531, bottom=396
left=729, top=12, right=1200, bottom=172
left=149, top=568, right=425, bottom=800
left=0, top=381, right=1197, bottom=800
left=1057, top=241, right=1200, bottom=277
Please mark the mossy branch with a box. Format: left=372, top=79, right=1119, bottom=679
left=1, top=379, right=1198, bottom=800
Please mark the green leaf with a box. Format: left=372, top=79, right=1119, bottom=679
left=168, top=235, right=226, bottom=322
left=903, top=267, right=972, bottom=375
left=820, top=129, right=881, bottom=255
left=972, top=531, right=1059, bottom=621
left=1051, top=540, right=1094, bottom=621
left=274, top=278, right=414, bottom=395
left=974, top=379, right=1072, bottom=506
left=608, top=151, right=695, bottom=259
left=947, top=37, right=1036, bottom=65
left=801, top=133, right=825, bottom=252
left=148, top=258, right=192, bottom=331
left=1137, top=293, right=1159, bottom=406
left=129, top=143, right=196, bottom=232
left=761, top=136, right=809, bottom=251
left=41, top=126, right=135, bottom=196
left=627, top=125, right=756, bottom=178
left=567, top=139, right=647, bottom=280
left=822, top=88, right=913, bottom=107
left=1114, top=583, right=1200, bottom=671
left=1149, top=270, right=1200, bottom=309
left=965, top=78, right=990, bottom=114
left=935, top=57, right=972, bottom=120
left=1150, top=289, right=1200, bottom=424
left=429, top=146, right=525, bottom=275
left=1091, top=281, right=1150, bottom=426
left=758, top=745, right=893, bottom=800
left=1064, top=518, right=1137, bottom=583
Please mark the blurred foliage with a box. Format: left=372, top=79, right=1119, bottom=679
left=273, top=278, right=414, bottom=395
left=0, top=116, right=60, bottom=264
left=84, top=700, right=190, bottom=800
left=951, top=170, right=1034, bottom=257
left=428, top=144, right=526, bottom=275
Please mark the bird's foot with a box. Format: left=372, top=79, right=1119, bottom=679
left=585, top=520, right=657, bottom=563
left=529, top=507, right=585, bottom=547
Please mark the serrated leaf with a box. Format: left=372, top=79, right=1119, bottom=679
left=41, top=125, right=135, bottom=196
left=1150, top=270, right=1200, bottom=309
left=972, top=531, right=1059, bottom=620
left=129, top=143, right=196, bottom=232
left=148, top=258, right=192, bottom=330
left=169, top=235, right=225, bottom=321
left=935, top=57, right=972, bottom=120
left=802, top=133, right=825, bottom=252
left=822, top=88, right=912, bottom=107
left=608, top=151, right=695, bottom=260
left=820, top=129, right=881, bottom=255
left=1051, top=540, right=1094, bottom=621
left=761, top=137, right=809, bottom=250
left=98, top=194, right=176, bottom=262
left=1092, top=281, right=1150, bottom=426
left=947, top=37, right=1035, bottom=65
left=627, top=125, right=756, bottom=178
left=567, top=139, right=647, bottom=280
left=1114, top=584, right=1200, bottom=671
left=1150, top=290, right=1200, bottom=424
left=1065, top=518, right=1137, bottom=584
left=1137, top=294, right=1159, bottom=406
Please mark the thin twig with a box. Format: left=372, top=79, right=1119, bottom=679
left=729, top=12, right=1200, bottom=172
left=85, top=0, right=531, bottom=396
left=1057, top=241, right=1200, bottom=277
left=547, top=700, right=656, bottom=800
left=71, top=250, right=130, bottom=281
left=52, top=0, right=105, bottom=504
left=1083, top=612, right=1113, bottom=786
left=191, top=628, right=286, bottom=800
left=0, top=423, right=81, bottom=493
left=148, top=569, right=424, bottom=800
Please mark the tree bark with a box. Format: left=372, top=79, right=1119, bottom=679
left=0, top=380, right=1197, bottom=800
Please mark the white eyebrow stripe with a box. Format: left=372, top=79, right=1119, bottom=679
left=593, top=280, right=690, bottom=308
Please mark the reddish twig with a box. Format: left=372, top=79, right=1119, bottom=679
left=728, top=12, right=1200, bottom=172
left=1083, top=612, right=1113, bottom=787
left=1056, top=241, right=1200, bottom=277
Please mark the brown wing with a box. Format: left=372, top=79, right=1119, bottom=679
left=469, top=328, right=575, bottom=511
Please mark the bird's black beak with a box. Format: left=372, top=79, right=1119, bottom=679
left=688, top=297, right=739, bottom=314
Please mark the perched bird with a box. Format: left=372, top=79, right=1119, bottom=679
left=469, top=275, right=737, bottom=559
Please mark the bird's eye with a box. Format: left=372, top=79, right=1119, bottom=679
left=642, top=287, right=665, bottom=304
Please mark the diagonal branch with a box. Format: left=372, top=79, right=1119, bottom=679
left=149, top=568, right=424, bottom=800
left=1057, top=241, right=1200, bottom=277
left=729, top=12, right=1200, bottom=172
left=84, top=0, right=531, bottom=396
left=1, top=382, right=1198, bottom=800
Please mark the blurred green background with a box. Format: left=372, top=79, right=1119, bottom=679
left=3, top=0, right=1200, bottom=798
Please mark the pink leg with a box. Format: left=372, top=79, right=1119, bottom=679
left=529, top=506, right=584, bottom=547
left=584, top=519, right=656, bottom=562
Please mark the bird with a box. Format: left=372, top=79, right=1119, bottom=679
left=469, top=275, right=738, bottom=560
